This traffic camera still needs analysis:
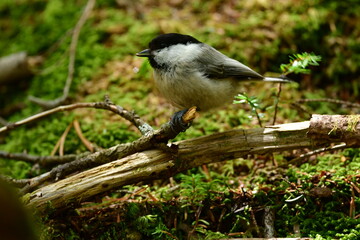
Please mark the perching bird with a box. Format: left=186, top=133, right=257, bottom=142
left=136, top=33, right=289, bottom=112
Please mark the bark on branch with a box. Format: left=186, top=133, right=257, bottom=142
left=24, top=115, right=360, bottom=213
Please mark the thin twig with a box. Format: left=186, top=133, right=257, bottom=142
left=41, top=28, right=74, bottom=58
left=38, top=29, right=74, bottom=76
left=60, top=121, right=72, bottom=156
left=297, top=98, right=360, bottom=108
left=73, top=119, right=98, bottom=152
left=254, top=109, right=263, bottom=128
left=0, top=175, right=31, bottom=188
left=29, top=0, right=96, bottom=109
left=288, top=143, right=348, bottom=165
left=0, top=150, right=84, bottom=166
left=290, top=102, right=312, bottom=118
left=350, top=186, right=356, bottom=218
left=22, top=172, right=52, bottom=192
left=188, top=204, right=203, bottom=239
left=51, top=134, right=62, bottom=156
left=250, top=207, right=261, bottom=237
left=51, top=121, right=73, bottom=156
left=0, top=101, right=152, bottom=135
left=160, top=231, right=179, bottom=240
left=272, top=83, right=282, bottom=125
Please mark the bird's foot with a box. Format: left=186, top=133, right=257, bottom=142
left=169, top=107, right=197, bottom=138
left=170, top=109, right=192, bottom=134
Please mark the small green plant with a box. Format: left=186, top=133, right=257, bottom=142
left=152, top=222, right=176, bottom=240
left=179, top=173, right=210, bottom=207
left=233, top=93, right=264, bottom=127
left=136, top=214, right=158, bottom=229
left=280, top=52, right=322, bottom=75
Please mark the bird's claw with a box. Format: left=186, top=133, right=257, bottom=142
left=169, top=109, right=192, bottom=135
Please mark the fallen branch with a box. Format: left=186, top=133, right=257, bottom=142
left=24, top=115, right=360, bottom=213
left=0, top=99, right=194, bottom=193
left=19, top=107, right=195, bottom=194
left=307, top=114, right=360, bottom=146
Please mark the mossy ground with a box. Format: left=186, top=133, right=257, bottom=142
left=0, top=0, right=359, bottom=239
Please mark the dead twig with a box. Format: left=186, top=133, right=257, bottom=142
left=73, top=119, right=98, bottom=152
left=297, top=98, right=360, bottom=109
left=290, top=102, right=312, bottom=118
left=51, top=121, right=73, bottom=156
left=22, top=172, right=52, bottom=192
left=41, top=28, right=74, bottom=59
left=288, top=143, right=348, bottom=165
left=0, top=100, right=152, bottom=135
left=188, top=204, right=203, bottom=239
left=29, top=0, right=96, bottom=109
left=250, top=207, right=261, bottom=237
left=1, top=96, right=192, bottom=193
left=50, top=119, right=99, bottom=155
left=0, top=151, right=85, bottom=166
left=272, top=83, right=283, bottom=125
left=350, top=186, right=356, bottom=218
left=254, top=109, right=263, bottom=128
left=0, top=175, right=32, bottom=188
left=37, top=29, right=74, bottom=76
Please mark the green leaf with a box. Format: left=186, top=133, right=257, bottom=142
left=281, top=52, right=322, bottom=75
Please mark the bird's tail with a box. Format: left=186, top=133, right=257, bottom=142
left=263, top=76, right=293, bottom=83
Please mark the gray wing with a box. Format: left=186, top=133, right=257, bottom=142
left=196, top=44, right=264, bottom=81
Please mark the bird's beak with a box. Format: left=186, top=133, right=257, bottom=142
left=136, top=49, right=151, bottom=57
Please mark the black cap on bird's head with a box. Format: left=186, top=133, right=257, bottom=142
left=136, top=33, right=202, bottom=69
left=136, top=33, right=201, bottom=58
left=148, top=33, right=201, bottom=51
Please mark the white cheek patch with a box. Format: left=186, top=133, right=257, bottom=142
left=154, top=43, right=203, bottom=65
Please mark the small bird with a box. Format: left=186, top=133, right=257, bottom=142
left=137, top=33, right=289, bottom=112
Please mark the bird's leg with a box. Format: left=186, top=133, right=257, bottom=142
left=170, top=108, right=192, bottom=134
left=169, top=106, right=198, bottom=138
